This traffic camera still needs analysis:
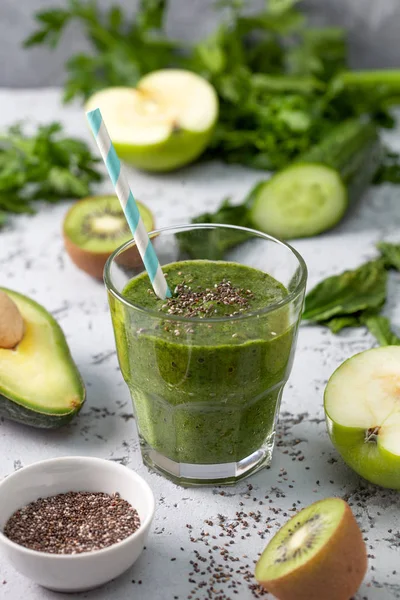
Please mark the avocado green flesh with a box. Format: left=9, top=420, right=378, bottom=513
left=0, top=289, right=85, bottom=428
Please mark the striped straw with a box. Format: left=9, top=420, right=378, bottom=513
left=86, top=108, right=171, bottom=300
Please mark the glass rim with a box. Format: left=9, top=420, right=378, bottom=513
left=104, top=223, right=308, bottom=323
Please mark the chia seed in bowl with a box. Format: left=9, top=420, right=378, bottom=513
left=4, top=491, right=141, bottom=554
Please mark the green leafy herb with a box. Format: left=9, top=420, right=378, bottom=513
left=377, top=241, right=400, bottom=271
left=363, top=315, right=400, bottom=346
left=302, top=260, right=387, bottom=322
left=286, top=27, right=347, bottom=81
left=0, top=122, right=102, bottom=225
left=373, top=148, right=400, bottom=184
left=25, top=0, right=400, bottom=172
left=303, top=245, right=400, bottom=346
left=324, top=315, right=362, bottom=334
left=24, top=0, right=182, bottom=103
left=177, top=198, right=252, bottom=260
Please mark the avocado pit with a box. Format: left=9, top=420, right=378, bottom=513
left=0, top=290, right=24, bottom=349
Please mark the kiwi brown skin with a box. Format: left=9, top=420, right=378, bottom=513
left=63, top=198, right=155, bottom=280
left=256, top=499, right=367, bottom=600
left=63, top=234, right=108, bottom=279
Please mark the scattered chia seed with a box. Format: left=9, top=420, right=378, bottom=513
left=185, top=509, right=270, bottom=600
left=164, top=279, right=255, bottom=319
left=4, top=491, right=141, bottom=554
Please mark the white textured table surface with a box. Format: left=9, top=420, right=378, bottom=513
left=1, top=89, right=400, bottom=600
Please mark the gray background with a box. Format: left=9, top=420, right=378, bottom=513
left=1, top=0, right=400, bottom=88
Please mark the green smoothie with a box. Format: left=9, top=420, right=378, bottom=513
left=113, top=260, right=296, bottom=466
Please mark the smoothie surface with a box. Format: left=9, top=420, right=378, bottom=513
left=122, top=260, right=288, bottom=319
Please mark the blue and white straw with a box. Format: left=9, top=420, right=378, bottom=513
left=86, top=108, right=171, bottom=300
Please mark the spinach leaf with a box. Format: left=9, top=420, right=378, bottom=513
left=177, top=198, right=252, bottom=260
left=302, top=260, right=387, bottom=322
left=301, top=240, right=400, bottom=346
left=377, top=242, right=400, bottom=271
left=324, top=315, right=361, bottom=334
left=363, top=315, right=400, bottom=346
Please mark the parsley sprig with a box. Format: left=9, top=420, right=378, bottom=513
left=25, top=0, right=183, bottom=102
left=25, top=0, right=400, bottom=173
left=0, top=122, right=103, bottom=225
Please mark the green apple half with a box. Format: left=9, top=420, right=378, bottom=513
left=85, top=69, right=218, bottom=172
left=325, top=346, right=400, bottom=489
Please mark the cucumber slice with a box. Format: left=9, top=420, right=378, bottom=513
left=249, top=163, right=348, bottom=239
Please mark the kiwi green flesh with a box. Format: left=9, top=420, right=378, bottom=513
left=64, top=195, right=153, bottom=253
left=255, top=498, right=346, bottom=582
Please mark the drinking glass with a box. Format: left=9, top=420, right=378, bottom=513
left=104, top=224, right=307, bottom=486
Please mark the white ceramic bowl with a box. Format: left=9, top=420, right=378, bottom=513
left=0, top=456, right=155, bottom=592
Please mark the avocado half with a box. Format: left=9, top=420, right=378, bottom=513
left=0, top=288, right=86, bottom=428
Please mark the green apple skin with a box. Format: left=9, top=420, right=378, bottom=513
left=325, top=412, right=400, bottom=490
left=114, top=124, right=216, bottom=172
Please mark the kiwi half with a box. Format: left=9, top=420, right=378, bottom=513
left=255, top=498, right=367, bottom=600
left=63, top=195, right=154, bottom=279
